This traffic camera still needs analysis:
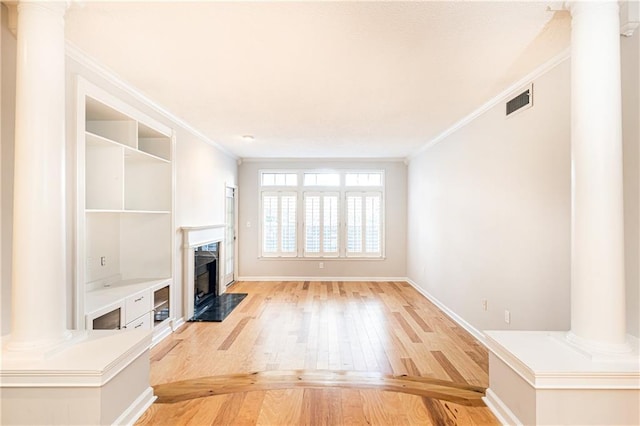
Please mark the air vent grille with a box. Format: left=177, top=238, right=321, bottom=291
left=506, top=86, right=532, bottom=116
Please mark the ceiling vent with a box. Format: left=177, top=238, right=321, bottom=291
left=506, top=84, right=533, bottom=116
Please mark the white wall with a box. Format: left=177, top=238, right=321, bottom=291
left=407, top=33, right=640, bottom=339
left=621, top=30, right=639, bottom=337
left=1, top=4, right=16, bottom=336
left=407, top=59, right=572, bottom=333
left=238, top=159, right=407, bottom=279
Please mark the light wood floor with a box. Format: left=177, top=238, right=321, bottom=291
left=136, top=281, right=499, bottom=425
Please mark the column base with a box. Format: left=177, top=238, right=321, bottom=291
left=1, top=329, right=155, bottom=425
left=485, top=330, right=639, bottom=426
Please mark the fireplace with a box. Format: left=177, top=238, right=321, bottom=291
left=182, top=225, right=225, bottom=321
left=193, top=242, right=219, bottom=319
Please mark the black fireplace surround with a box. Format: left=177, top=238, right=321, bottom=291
left=190, top=241, right=247, bottom=322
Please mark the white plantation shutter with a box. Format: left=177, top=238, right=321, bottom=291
left=305, top=195, right=321, bottom=253
left=364, top=195, right=381, bottom=253
left=281, top=195, right=297, bottom=253
left=304, top=193, right=339, bottom=256
left=346, top=195, right=363, bottom=253
left=262, top=194, right=278, bottom=254
left=323, top=195, right=338, bottom=253
left=346, top=192, right=382, bottom=256
left=261, top=192, right=297, bottom=257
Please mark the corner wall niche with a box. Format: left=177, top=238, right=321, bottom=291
left=75, top=77, right=175, bottom=345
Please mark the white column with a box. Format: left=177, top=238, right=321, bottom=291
left=568, top=0, right=629, bottom=353
left=6, top=1, right=70, bottom=351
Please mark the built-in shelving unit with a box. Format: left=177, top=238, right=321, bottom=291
left=76, top=78, right=175, bottom=345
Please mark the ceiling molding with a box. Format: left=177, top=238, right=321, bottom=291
left=406, top=47, right=571, bottom=163
left=65, top=42, right=238, bottom=161
left=240, top=157, right=407, bottom=164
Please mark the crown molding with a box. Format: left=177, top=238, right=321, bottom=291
left=240, top=157, right=407, bottom=164
left=65, top=42, right=238, bottom=161
left=406, top=47, right=571, bottom=162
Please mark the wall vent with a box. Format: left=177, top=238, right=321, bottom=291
left=506, top=84, right=533, bottom=116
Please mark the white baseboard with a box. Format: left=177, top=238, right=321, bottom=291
left=172, top=317, right=186, bottom=331
left=112, top=386, right=156, bottom=426
left=405, top=278, right=486, bottom=346
left=236, top=276, right=408, bottom=282
left=483, top=388, right=520, bottom=426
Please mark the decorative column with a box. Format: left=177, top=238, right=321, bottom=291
left=567, top=0, right=629, bottom=353
left=6, top=0, right=70, bottom=351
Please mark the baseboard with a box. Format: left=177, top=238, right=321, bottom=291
left=236, top=276, right=408, bottom=282
left=111, top=386, right=156, bottom=426
left=483, top=388, right=520, bottom=426
left=172, top=317, right=186, bottom=332
left=405, top=278, right=486, bottom=346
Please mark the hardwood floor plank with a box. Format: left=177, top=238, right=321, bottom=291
left=404, top=305, right=434, bottom=333
left=150, top=339, right=182, bottom=362
left=211, top=392, right=246, bottom=425
left=431, top=350, right=468, bottom=385
left=218, top=317, right=251, bottom=350
left=392, top=311, right=423, bottom=343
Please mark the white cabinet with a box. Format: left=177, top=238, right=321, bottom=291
left=76, top=78, right=175, bottom=343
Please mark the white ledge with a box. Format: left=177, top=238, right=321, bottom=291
left=1, top=329, right=151, bottom=387
left=485, top=330, right=640, bottom=389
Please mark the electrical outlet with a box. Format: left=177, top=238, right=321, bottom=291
left=319, top=262, right=324, bottom=269
left=482, top=299, right=488, bottom=311
left=504, top=310, right=511, bottom=324
left=100, top=256, right=106, bottom=266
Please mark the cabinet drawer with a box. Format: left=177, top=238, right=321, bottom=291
left=124, top=311, right=152, bottom=331
left=125, top=290, right=151, bottom=323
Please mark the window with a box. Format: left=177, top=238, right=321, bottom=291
left=345, top=172, right=383, bottom=187
left=346, top=192, right=382, bottom=256
left=262, top=192, right=297, bottom=257
left=303, top=173, right=340, bottom=187
left=259, top=169, right=384, bottom=259
left=304, top=193, right=339, bottom=256
left=262, top=172, right=297, bottom=186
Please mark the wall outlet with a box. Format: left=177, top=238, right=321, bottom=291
left=319, top=262, right=324, bottom=269
left=482, top=299, right=488, bottom=311
left=100, top=256, right=106, bottom=267
left=504, top=310, right=511, bottom=324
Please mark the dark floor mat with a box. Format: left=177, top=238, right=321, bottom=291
left=189, top=293, right=247, bottom=322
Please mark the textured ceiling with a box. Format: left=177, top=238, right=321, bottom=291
left=65, top=1, right=571, bottom=159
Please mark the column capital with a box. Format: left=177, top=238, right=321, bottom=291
left=2, top=0, right=69, bottom=36
left=556, top=0, right=638, bottom=37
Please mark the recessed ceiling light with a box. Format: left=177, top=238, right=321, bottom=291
left=242, top=135, right=255, bottom=142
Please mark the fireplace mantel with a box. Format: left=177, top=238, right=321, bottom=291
left=182, top=224, right=225, bottom=248
left=181, top=225, right=225, bottom=320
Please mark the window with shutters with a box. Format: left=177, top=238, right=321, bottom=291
left=259, top=169, right=384, bottom=259
left=304, top=192, right=339, bottom=257
left=346, top=192, right=382, bottom=257
left=261, top=192, right=297, bottom=257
